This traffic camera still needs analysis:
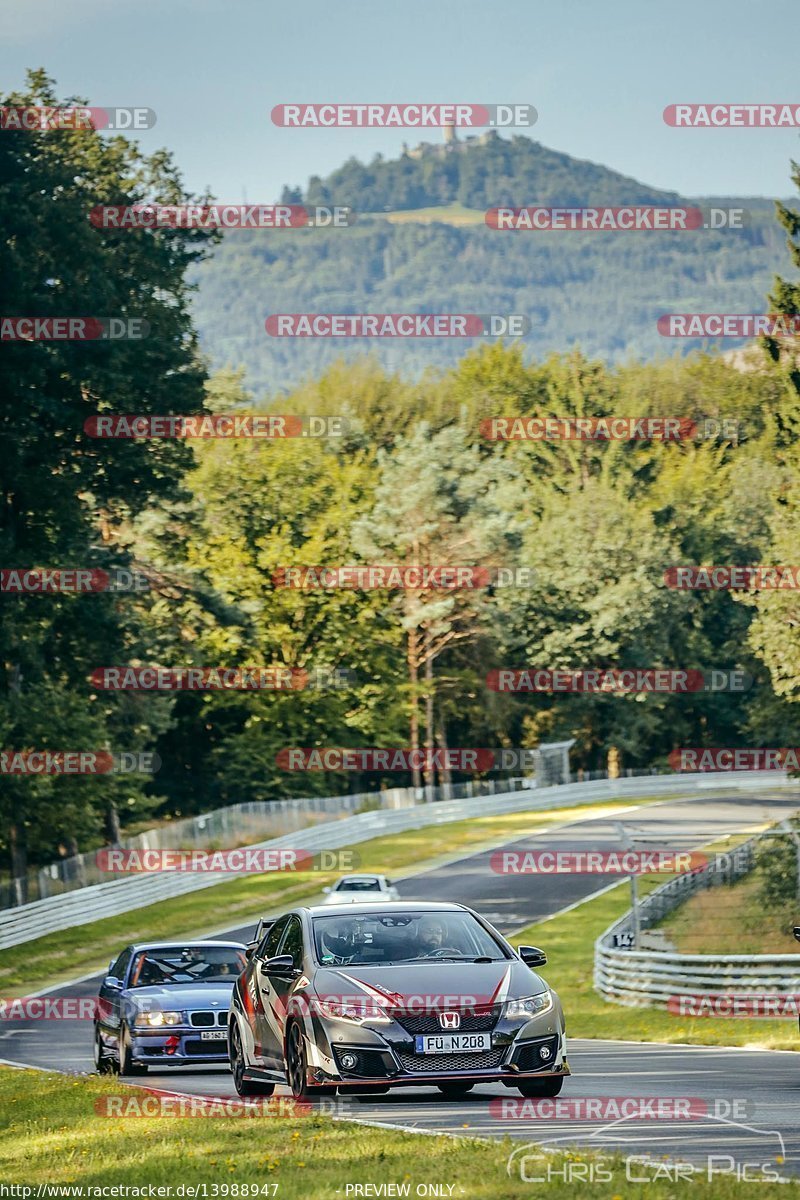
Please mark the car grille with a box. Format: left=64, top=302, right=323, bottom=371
left=393, top=1006, right=500, bottom=1035
left=396, top=1048, right=506, bottom=1074
left=188, top=1010, right=227, bottom=1027
left=184, top=1038, right=228, bottom=1056
left=513, top=1036, right=560, bottom=1073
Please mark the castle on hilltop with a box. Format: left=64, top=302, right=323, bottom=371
left=404, top=126, right=499, bottom=160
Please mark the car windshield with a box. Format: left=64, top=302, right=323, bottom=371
left=312, top=911, right=508, bottom=966
left=128, top=946, right=246, bottom=987
left=336, top=878, right=381, bottom=891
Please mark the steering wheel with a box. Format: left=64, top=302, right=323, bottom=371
left=421, top=947, right=462, bottom=958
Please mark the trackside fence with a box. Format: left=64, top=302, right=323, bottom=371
left=1, top=771, right=797, bottom=950
left=595, top=827, right=800, bottom=1007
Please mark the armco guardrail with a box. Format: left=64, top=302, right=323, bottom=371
left=1, top=771, right=795, bottom=950
left=595, top=808, right=800, bottom=1007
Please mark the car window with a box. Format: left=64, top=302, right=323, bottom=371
left=278, top=916, right=304, bottom=969
left=261, top=916, right=288, bottom=959
left=111, top=948, right=132, bottom=982
left=336, top=877, right=381, bottom=891
left=313, top=911, right=509, bottom=966
left=129, top=945, right=246, bottom=987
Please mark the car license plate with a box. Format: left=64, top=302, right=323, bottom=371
left=200, top=1030, right=227, bottom=1041
left=414, top=1033, right=491, bottom=1054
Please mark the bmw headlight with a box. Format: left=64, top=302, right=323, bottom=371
left=134, top=1010, right=183, bottom=1027
left=505, top=992, right=553, bottom=1019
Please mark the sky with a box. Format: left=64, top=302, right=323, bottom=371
left=1, top=0, right=797, bottom=202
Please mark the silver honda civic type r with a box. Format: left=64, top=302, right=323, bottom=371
left=229, top=901, right=568, bottom=1099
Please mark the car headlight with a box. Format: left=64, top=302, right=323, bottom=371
left=134, top=1010, right=183, bottom=1027
left=505, top=992, right=553, bottom=1019
left=316, top=998, right=391, bottom=1025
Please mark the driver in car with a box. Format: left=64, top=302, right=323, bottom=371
left=415, top=915, right=447, bottom=956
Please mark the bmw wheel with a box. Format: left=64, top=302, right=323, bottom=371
left=230, top=1022, right=275, bottom=1097
left=93, top=1025, right=113, bottom=1074
left=119, top=1024, right=147, bottom=1076
left=285, top=1020, right=336, bottom=1100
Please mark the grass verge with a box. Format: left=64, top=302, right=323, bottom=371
left=510, top=873, right=800, bottom=1050
left=0, top=796, right=646, bottom=995
left=0, top=1067, right=794, bottom=1196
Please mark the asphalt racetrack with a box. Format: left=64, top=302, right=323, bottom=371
left=4, top=789, right=800, bottom=1176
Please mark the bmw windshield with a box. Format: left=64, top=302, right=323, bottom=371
left=312, top=911, right=509, bottom=966
left=129, top=945, right=246, bottom=987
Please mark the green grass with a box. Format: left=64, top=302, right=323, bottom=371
left=0, top=797, right=646, bottom=995
left=657, top=868, right=800, bottom=954
left=364, top=202, right=486, bottom=226
left=510, top=874, right=800, bottom=1051
left=0, top=1067, right=794, bottom=1196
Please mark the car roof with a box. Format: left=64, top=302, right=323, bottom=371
left=300, top=901, right=469, bottom=917
left=129, top=940, right=247, bottom=951
left=335, top=874, right=383, bottom=883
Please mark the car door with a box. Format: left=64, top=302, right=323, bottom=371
left=97, top=947, right=131, bottom=1041
left=260, top=915, right=304, bottom=1071
left=251, top=916, right=289, bottom=1070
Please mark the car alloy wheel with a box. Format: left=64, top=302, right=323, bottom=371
left=93, top=1025, right=113, bottom=1075
left=517, top=1075, right=564, bottom=1098
left=230, top=1022, right=274, bottom=1097
left=285, top=1020, right=336, bottom=1100
left=118, top=1024, right=147, bottom=1076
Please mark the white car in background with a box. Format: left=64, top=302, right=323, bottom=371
left=322, top=874, right=400, bottom=905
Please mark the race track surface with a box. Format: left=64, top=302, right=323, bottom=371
left=4, top=789, right=799, bottom=1176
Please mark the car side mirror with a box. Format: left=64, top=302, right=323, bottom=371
left=263, top=954, right=300, bottom=978
left=103, top=976, right=123, bottom=990
left=518, top=945, right=547, bottom=968
left=322, top=886, right=331, bottom=894
left=794, top=927, right=800, bottom=944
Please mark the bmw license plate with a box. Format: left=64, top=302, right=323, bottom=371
left=414, top=1033, right=491, bottom=1054
left=200, top=1030, right=227, bottom=1041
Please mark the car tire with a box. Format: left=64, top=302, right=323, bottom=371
left=436, top=1082, right=475, bottom=1097
left=285, top=1020, right=337, bottom=1100
left=516, top=1075, right=564, bottom=1098
left=93, top=1024, right=113, bottom=1075
left=230, top=1022, right=275, bottom=1097
left=119, top=1024, right=147, bottom=1076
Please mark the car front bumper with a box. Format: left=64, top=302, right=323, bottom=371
left=131, top=1028, right=229, bottom=1065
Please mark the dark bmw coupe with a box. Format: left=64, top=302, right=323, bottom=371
left=228, top=901, right=568, bottom=1099
left=94, top=940, right=247, bottom=1074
